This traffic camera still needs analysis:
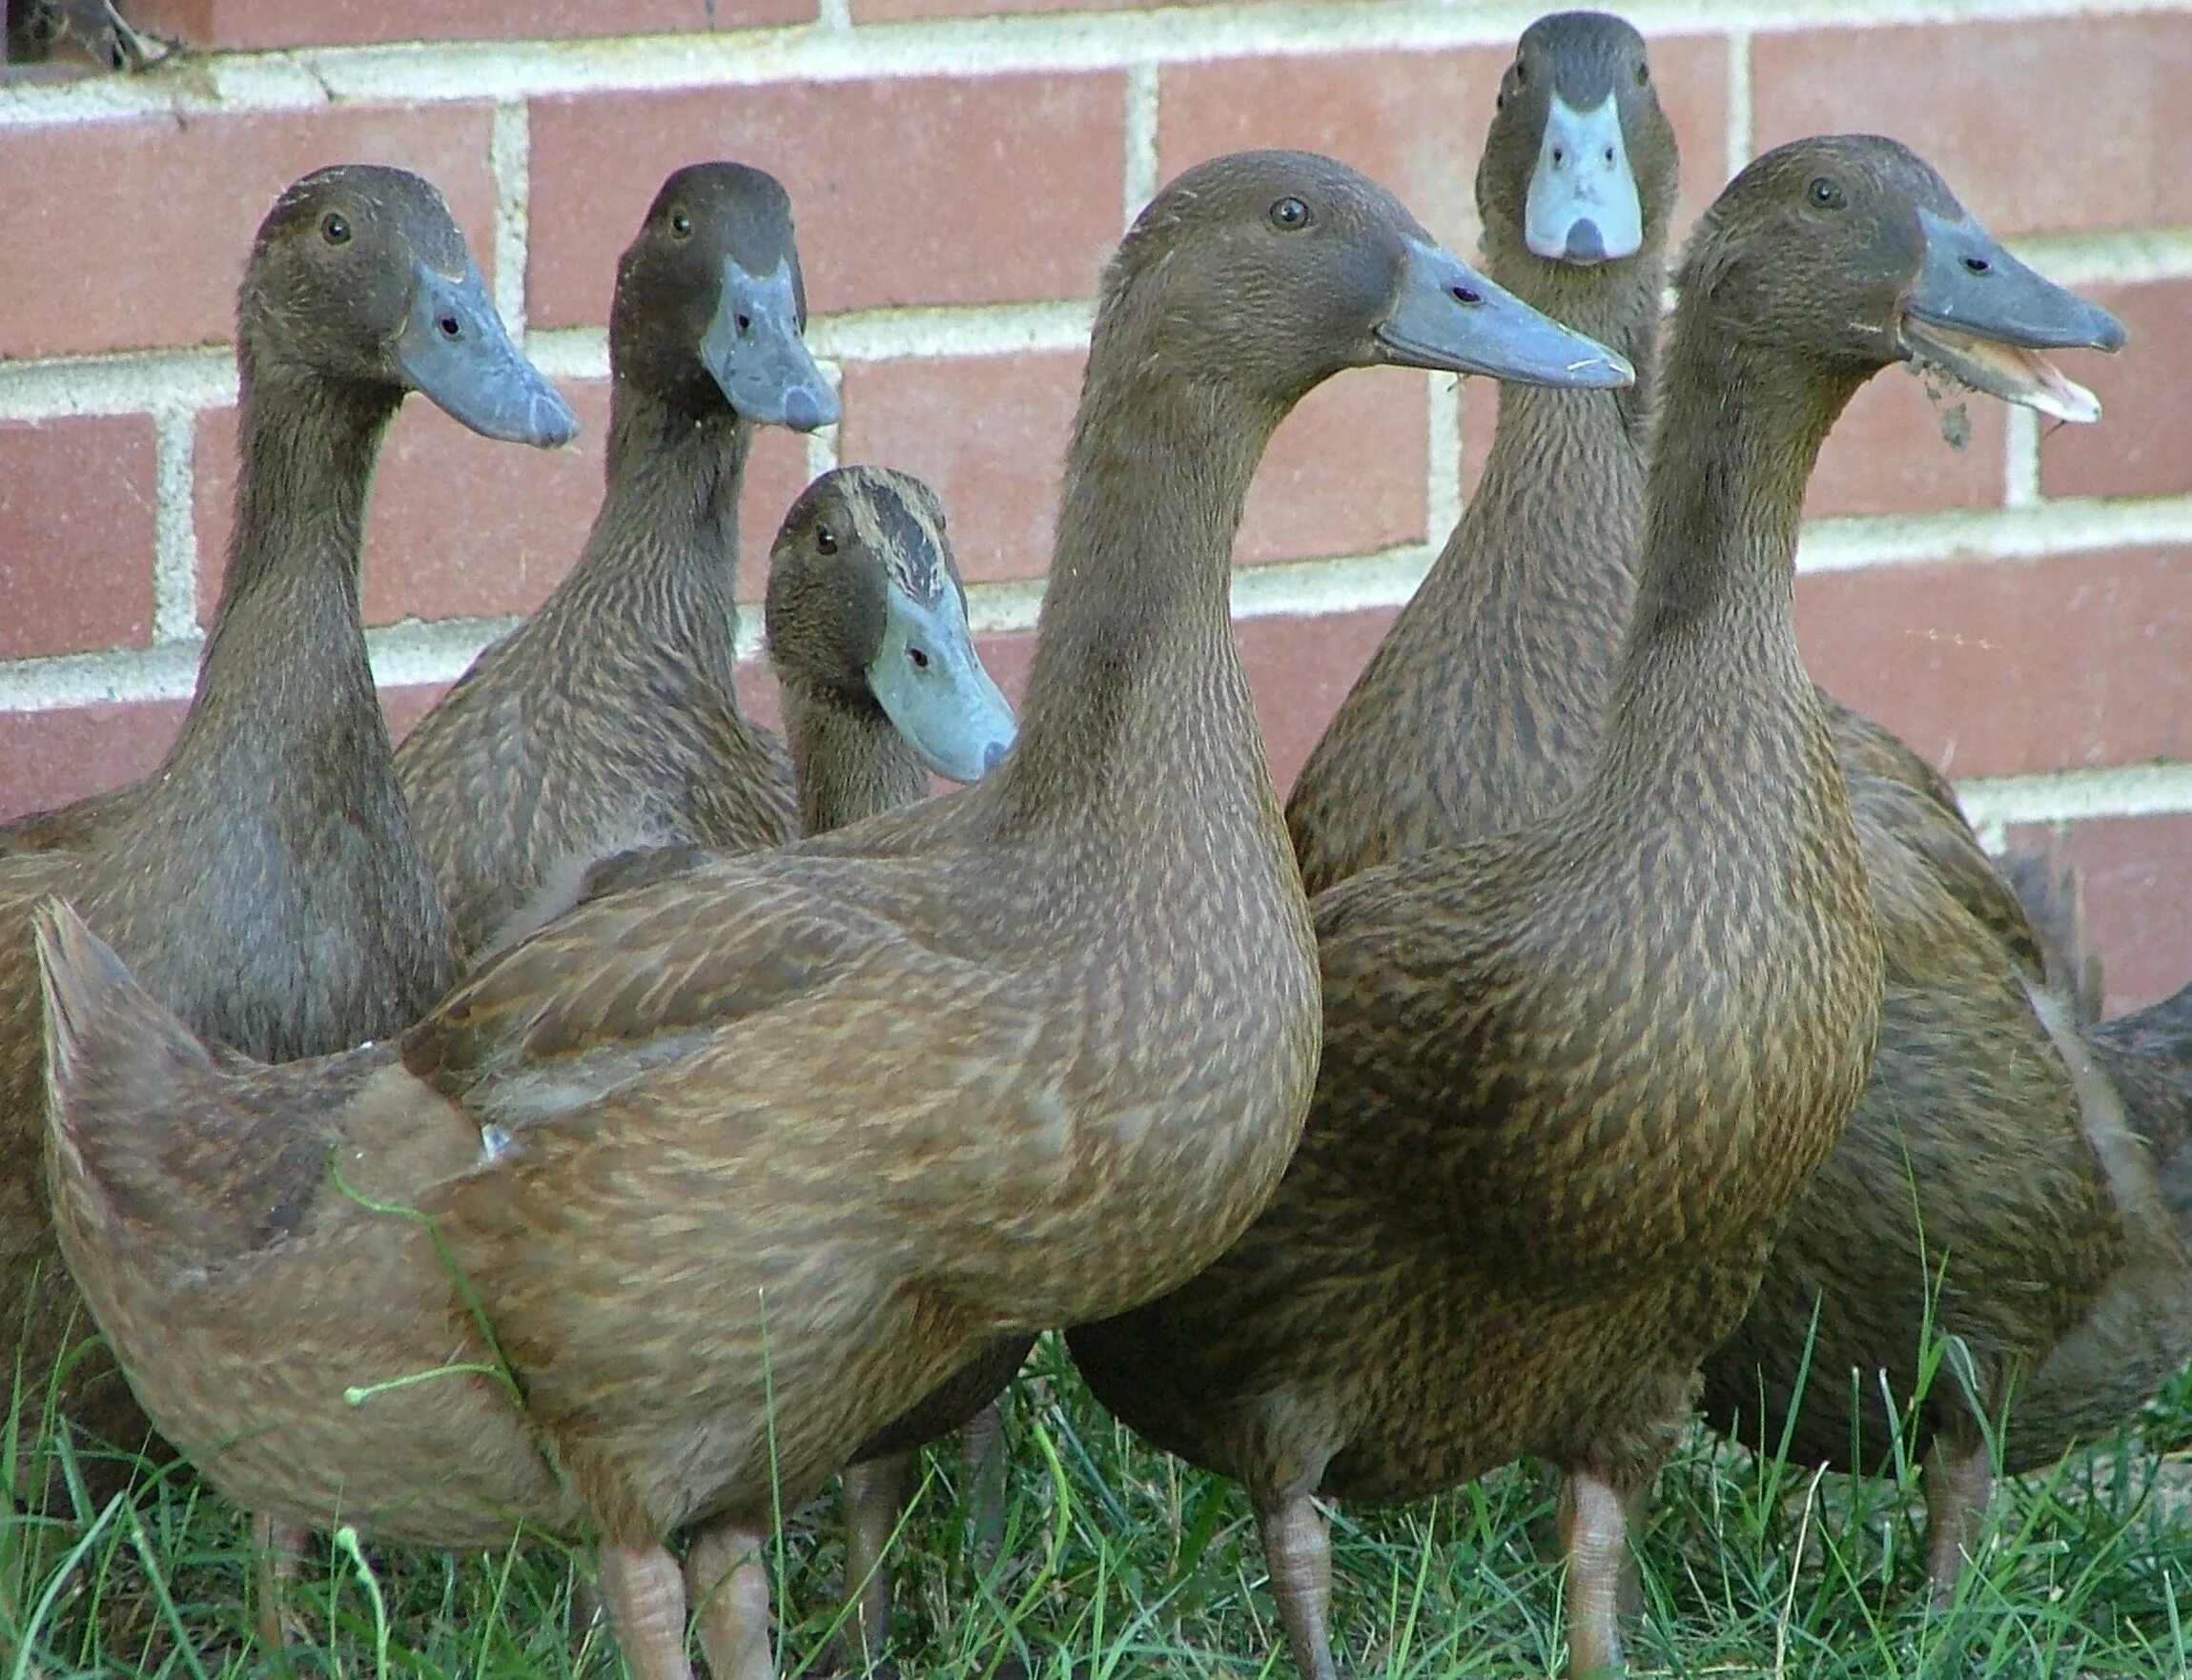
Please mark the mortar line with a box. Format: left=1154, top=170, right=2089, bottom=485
left=1122, top=60, right=1159, bottom=229
left=4, top=0, right=2184, bottom=125
left=2002, top=407, right=2040, bottom=510
left=488, top=101, right=531, bottom=338
left=148, top=407, right=201, bottom=643
left=1956, top=762, right=2192, bottom=828
left=1425, top=374, right=1463, bottom=546
left=1722, top=25, right=1752, bottom=171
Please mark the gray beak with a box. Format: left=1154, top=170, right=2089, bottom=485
left=1526, top=92, right=1643, bottom=264
left=1901, top=206, right=2126, bottom=424
left=1375, top=236, right=1634, bottom=389
left=700, top=256, right=840, bottom=433
left=866, top=581, right=1016, bottom=784
left=395, top=259, right=580, bottom=448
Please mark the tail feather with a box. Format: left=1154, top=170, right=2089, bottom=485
left=2087, top=973, right=2192, bottom=1241
left=35, top=900, right=359, bottom=1268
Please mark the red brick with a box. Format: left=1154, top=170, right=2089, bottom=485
left=0, top=106, right=496, bottom=360
left=528, top=75, right=1125, bottom=325
left=1240, top=372, right=1427, bottom=564
left=2005, top=814, right=2192, bottom=1015
left=1805, top=365, right=2006, bottom=521
left=1752, top=16, right=2192, bottom=238
left=127, top=0, right=809, bottom=51
left=1797, top=544, right=2192, bottom=783
left=2039, top=279, right=2192, bottom=503
left=1160, top=35, right=1727, bottom=257
left=0, top=698, right=186, bottom=823
left=0, top=416, right=158, bottom=659
left=1239, top=608, right=1400, bottom=794
left=837, top=351, right=1081, bottom=587
left=195, top=385, right=812, bottom=626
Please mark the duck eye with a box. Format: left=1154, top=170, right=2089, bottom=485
left=1636, top=62, right=1649, bottom=86
left=814, top=525, right=838, bottom=555
left=1809, top=176, right=1846, bottom=211
left=1512, top=60, right=1527, bottom=86
left=1268, top=196, right=1311, bottom=233
left=669, top=209, right=693, bottom=238
left=320, top=212, right=351, bottom=246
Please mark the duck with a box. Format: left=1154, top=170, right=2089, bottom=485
left=35, top=151, right=1632, bottom=1680
left=1277, top=13, right=2158, bottom=1614
left=394, top=162, right=861, bottom=958
left=0, top=163, right=574, bottom=1496
left=1070, top=134, right=2129, bottom=1680
left=764, top=462, right=1027, bottom=1670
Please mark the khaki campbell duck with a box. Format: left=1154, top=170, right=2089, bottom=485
left=1071, top=135, right=2125, bottom=1679
left=36, top=151, right=1629, bottom=1680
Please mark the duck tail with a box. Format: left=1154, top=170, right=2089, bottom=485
left=1999, top=847, right=2106, bottom=1029
left=2084, top=971, right=2192, bottom=1242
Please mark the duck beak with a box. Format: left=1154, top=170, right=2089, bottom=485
left=1526, top=91, right=1643, bottom=264
left=865, top=580, right=1016, bottom=784
left=1375, top=236, right=1633, bottom=389
left=395, top=259, right=580, bottom=448
left=700, top=257, right=840, bottom=433
left=1900, top=207, right=2125, bottom=424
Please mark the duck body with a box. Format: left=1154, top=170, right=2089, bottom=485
left=397, top=164, right=838, bottom=956
left=0, top=164, right=572, bottom=1467
left=39, top=152, right=1632, bottom=1679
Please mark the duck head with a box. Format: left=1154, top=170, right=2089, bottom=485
left=1480, top=10, right=1678, bottom=269
left=1678, top=134, right=2124, bottom=421
left=613, top=162, right=838, bottom=434
left=242, top=164, right=578, bottom=447
left=766, top=466, right=1015, bottom=783
left=1101, top=149, right=1636, bottom=410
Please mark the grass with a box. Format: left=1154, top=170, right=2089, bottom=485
left=6, top=1334, right=2192, bottom=1680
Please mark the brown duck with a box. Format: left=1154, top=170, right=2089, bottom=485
left=1071, top=136, right=2128, bottom=1680
left=392, top=163, right=912, bottom=957
left=0, top=164, right=572, bottom=1487
left=1278, top=12, right=2156, bottom=1613
left=37, top=152, right=1630, bottom=1680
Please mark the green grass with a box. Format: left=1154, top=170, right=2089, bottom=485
left=7, top=1335, right=2192, bottom=1679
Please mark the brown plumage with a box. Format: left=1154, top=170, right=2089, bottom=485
left=1272, top=13, right=2155, bottom=1618
left=0, top=163, right=571, bottom=1488
left=1071, top=134, right=2115, bottom=1680
left=395, top=162, right=839, bottom=957
left=36, top=152, right=1629, bottom=1680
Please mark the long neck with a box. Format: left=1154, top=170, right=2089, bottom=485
left=545, top=382, right=752, bottom=694
left=781, top=680, right=931, bottom=835
left=995, top=346, right=1280, bottom=831
left=163, top=360, right=399, bottom=795
left=1593, top=310, right=1857, bottom=796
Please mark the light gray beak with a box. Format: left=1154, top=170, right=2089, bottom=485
left=866, top=581, right=1016, bottom=783
left=1526, top=92, right=1644, bottom=264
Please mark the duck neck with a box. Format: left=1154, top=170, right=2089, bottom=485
left=781, top=679, right=930, bottom=836
left=1422, top=249, right=1663, bottom=671
left=557, top=382, right=752, bottom=697
left=1000, top=353, right=1279, bottom=829
left=167, top=360, right=400, bottom=799
left=1595, top=317, right=1858, bottom=791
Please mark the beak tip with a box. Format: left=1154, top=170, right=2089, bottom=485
left=982, top=739, right=1010, bottom=775
left=784, top=387, right=839, bottom=434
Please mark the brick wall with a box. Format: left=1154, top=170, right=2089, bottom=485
left=2, top=0, right=2187, bottom=1008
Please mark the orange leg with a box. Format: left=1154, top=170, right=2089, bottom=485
left=598, top=1540, right=695, bottom=1680
left=1260, top=1492, right=1339, bottom=1680
left=1559, top=1469, right=1629, bottom=1678
left=686, top=1523, right=775, bottom=1680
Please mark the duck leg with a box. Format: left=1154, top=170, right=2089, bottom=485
left=961, top=1403, right=1009, bottom=1563
left=1260, top=1491, right=1339, bottom=1680
left=251, top=1513, right=307, bottom=1650
left=686, top=1522, right=776, bottom=1680
left=598, top=1540, right=696, bottom=1680
left=1922, top=1439, right=1994, bottom=1606
left=1558, top=1469, right=1629, bottom=1677
left=839, top=1455, right=912, bottom=1670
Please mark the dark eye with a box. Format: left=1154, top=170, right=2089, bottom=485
left=1809, top=176, right=1845, bottom=211
left=814, top=525, right=838, bottom=555
left=321, top=212, right=351, bottom=246
left=669, top=209, right=692, bottom=238
left=1636, top=61, right=1649, bottom=86
left=1269, top=196, right=1310, bottom=232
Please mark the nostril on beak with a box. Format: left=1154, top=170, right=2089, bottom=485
left=983, top=740, right=1008, bottom=774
